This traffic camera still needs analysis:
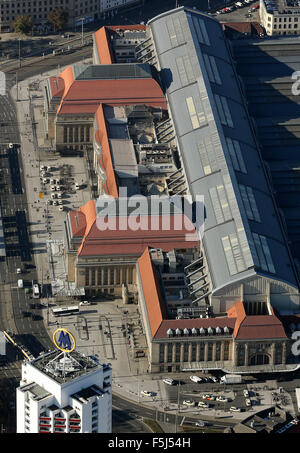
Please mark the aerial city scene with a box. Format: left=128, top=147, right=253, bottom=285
left=0, top=0, right=300, bottom=437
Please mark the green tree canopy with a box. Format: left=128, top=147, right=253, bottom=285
left=48, top=8, right=68, bottom=31
left=13, top=15, right=33, bottom=35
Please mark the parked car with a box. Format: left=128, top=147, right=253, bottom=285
left=183, top=400, right=195, bottom=407
left=141, top=390, right=153, bottom=397
left=79, top=300, right=91, bottom=306
left=243, top=389, right=249, bottom=398
left=245, top=398, right=252, bottom=407
left=198, top=401, right=210, bottom=408
left=202, top=394, right=215, bottom=401
left=230, top=406, right=242, bottom=412
left=216, top=396, right=228, bottom=402
left=190, top=375, right=202, bottom=383
left=195, top=420, right=207, bottom=427
left=16, top=268, right=22, bottom=274
left=163, top=378, right=176, bottom=385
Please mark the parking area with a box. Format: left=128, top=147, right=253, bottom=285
left=213, top=0, right=261, bottom=22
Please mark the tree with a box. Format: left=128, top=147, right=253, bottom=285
left=13, top=15, right=33, bottom=35
left=48, top=8, right=68, bottom=31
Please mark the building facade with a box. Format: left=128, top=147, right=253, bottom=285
left=260, top=0, right=300, bottom=35
left=0, top=0, right=142, bottom=32
left=16, top=349, right=112, bottom=433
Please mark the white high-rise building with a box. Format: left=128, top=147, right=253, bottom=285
left=16, top=349, right=112, bottom=433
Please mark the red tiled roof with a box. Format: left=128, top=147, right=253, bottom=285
left=154, top=318, right=236, bottom=339
left=138, top=247, right=167, bottom=337
left=57, top=78, right=167, bottom=115
left=221, top=21, right=264, bottom=37
left=94, top=26, right=114, bottom=64
left=49, top=76, right=65, bottom=98
left=95, top=104, right=119, bottom=198
left=93, top=25, right=147, bottom=65
left=73, top=201, right=200, bottom=257
left=69, top=210, right=87, bottom=237
left=227, top=300, right=287, bottom=340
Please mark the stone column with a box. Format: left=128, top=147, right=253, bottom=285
left=188, top=343, right=192, bottom=362
left=172, top=344, right=176, bottom=363
left=220, top=341, right=225, bottom=361
left=204, top=342, right=208, bottom=362
left=180, top=343, right=184, bottom=363
left=282, top=342, right=287, bottom=364
left=196, top=343, right=200, bottom=362
left=244, top=343, right=249, bottom=367
left=233, top=342, right=238, bottom=366
left=270, top=343, right=276, bottom=365
left=212, top=342, right=216, bottom=362
left=164, top=344, right=168, bottom=364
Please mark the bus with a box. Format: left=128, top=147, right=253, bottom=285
left=52, top=306, right=80, bottom=317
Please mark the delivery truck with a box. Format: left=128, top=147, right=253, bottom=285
left=220, top=374, right=242, bottom=384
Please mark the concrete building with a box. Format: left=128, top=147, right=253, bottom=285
left=0, top=0, right=143, bottom=32
left=16, top=349, right=112, bottom=433
left=260, top=0, right=300, bottom=36
left=44, top=7, right=300, bottom=374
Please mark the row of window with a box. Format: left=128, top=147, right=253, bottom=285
left=84, top=266, right=134, bottom=287
left=63, top=126, right=90, bottom=144
left=159, top=342, right=230, bottom=363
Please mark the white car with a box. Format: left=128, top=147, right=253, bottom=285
left=50, top=185, right=56, bottom=191
left=79, top=300, right=91, bottom=306
left=75, top=183, right=80, bottom=190
left=202, top=394, right=215, bottom=401
left=59, top=206, right=64, bottom=211
left=243, top=389, right=249, bottom=398
left=190, top=375, right=202, bottom=383
left=163, top=378, right=176, bottom=385
left=216, top=396, right=228, bottom=402
left=230, top=406, right=242, bottom=412
left=43, top=178, right=49, bottom=184
left=195, top=420, right=206, bottom=427
left=51, top=193, right=57, bottom=199
left=53, top=200, right=58, bottom=206
left=141, top=390, right=153, bottom=397
left=183, top=400, right=195, bottom=407
left=8, top=143, right=14, bottom=149
left=198, top=401, right=210, bottom=408
left=16, top=268, right=22, bottom=274
left=211, top=377, right=218, bottom=383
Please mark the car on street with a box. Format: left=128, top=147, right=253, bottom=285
left=163, top=378, right=176, bottom=385
left=183, top=400, right=195, bottom=407
left=141, top=390, right=153, bottom=397
left=190, top=375, right=202, bottom=383
left=198, top=401, right=210, bottom=408
left=216, top=396, right=228, bottom=402
left=202, top=394, right=215, bottom=401
left=195, top=420, right=207, bottom=427
left=16, top=268, right=22, bottom=274
left=230, top=406, right=242, bottom=412
left=79, top=300, right=91, bottom=306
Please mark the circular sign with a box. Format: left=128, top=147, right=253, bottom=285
left=53, top=328, right=76, bottom=353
